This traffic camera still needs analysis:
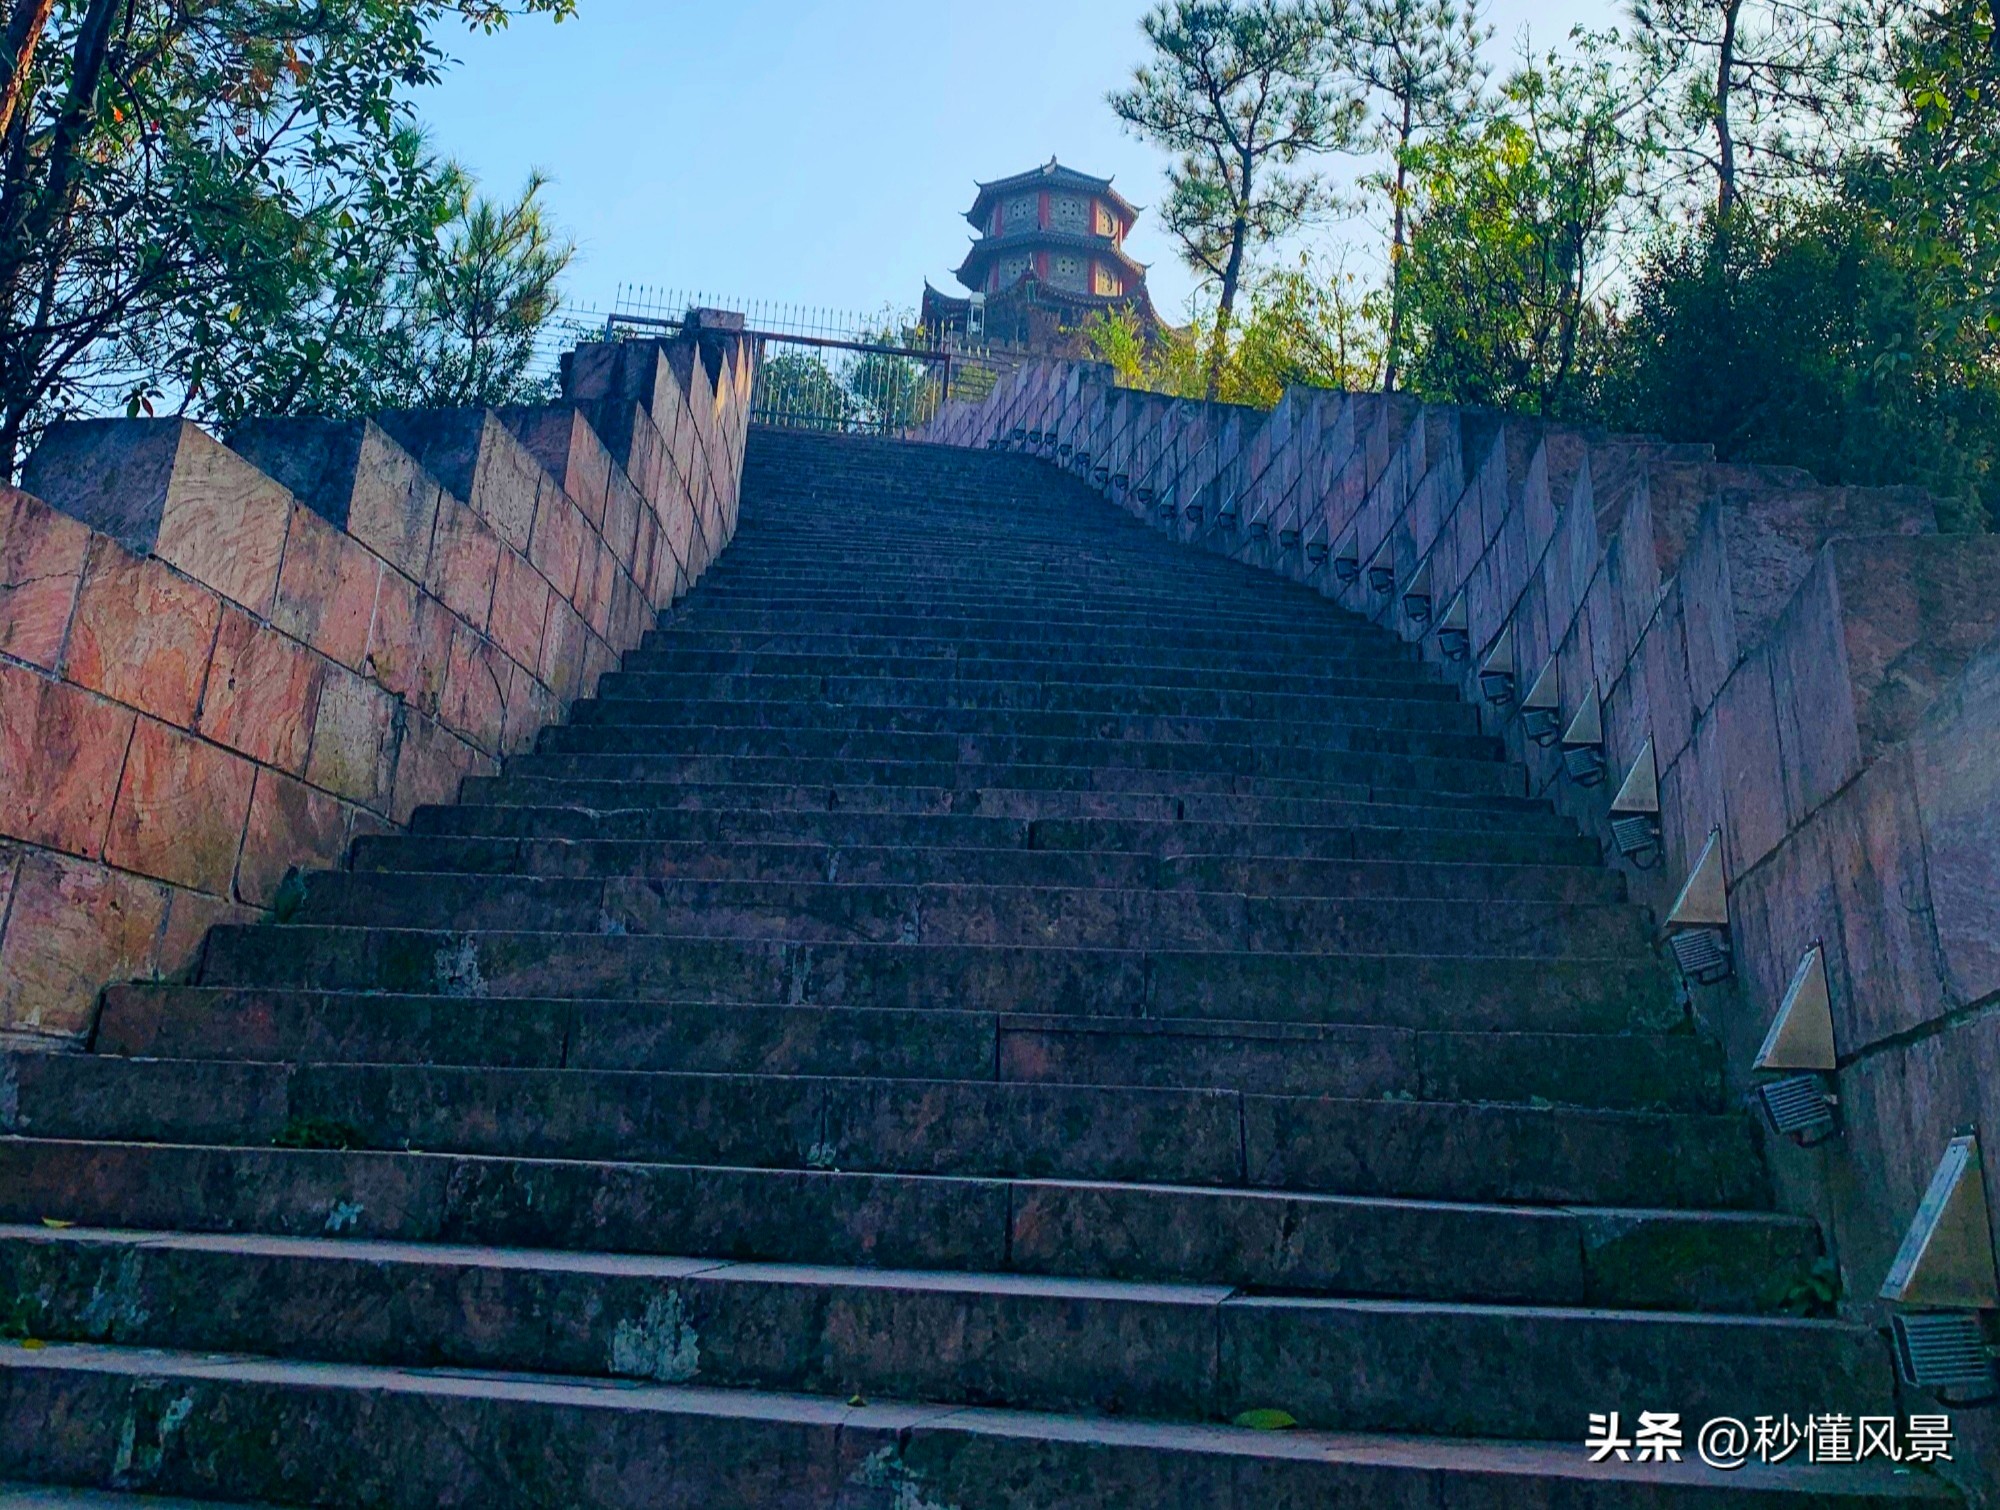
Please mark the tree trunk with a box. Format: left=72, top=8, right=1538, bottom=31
left=1206, top=150, right=1254, bottom=403
left=1714, top=0, right=1741, bottom=217
left=0, top=0, right=54, bottom=144
left=1382, top=92, right=1416, bottom=394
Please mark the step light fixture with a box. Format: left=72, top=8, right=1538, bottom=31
left=1663, top=829, right=1733, bottom=984
left=1881, top=1134, right=2000, bottom=1404
left=1217, top=498, right=1240, bottom=529
left=1520, top=659, right=1563, bottom=745
left=1305, top=536, right=1330, bottom=566
left=1560, top=686, right=1607, bottom=784
left=1136, top=486, right=1156, bottom=507
left=1280, top=526, right=1301, bottom=551
left=1248, top=518, right=1268, bottom=541
left=1608, top=740, right=1662, bottom=867
left=1092, top=465, right=1111, bottom=487
left=1402, top=558, right=1434, bottom=626
left=1112, top=472, right=1129, bottom=491
left=1751, top=944, right=1840, bottom=1145
left=1332, top=532, right=1360, bottom=584
left=1366, top=543, right=1397, bottom=596
left=1478, top=626, right=1516, bottom=705
left=1436, top=592, right=1470, bottom=661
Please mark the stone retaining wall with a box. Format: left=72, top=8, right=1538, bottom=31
left=0, top=325, right=753, bottom=1045
left=926, top=362, right=2000, bottom=1479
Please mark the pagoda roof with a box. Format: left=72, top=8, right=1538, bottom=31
left=965, top=158, right=1139, bottom=231
left=954, top=228, right=1148, bottom=290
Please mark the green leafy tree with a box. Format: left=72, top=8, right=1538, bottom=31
left=1396, top=34, right=1644, bottom=414
left=757, top=351, right=857, bottom=432
left=1626, top=0, right=1893, bottom=215
left=0, top=0, right=574, bottom=471
left=1110, top=0, right=1361, bottom=399
left=1339, top=0, right=1489, bottom=390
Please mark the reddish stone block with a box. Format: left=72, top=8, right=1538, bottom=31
left=1825, top=749, right=1950, bottom=1045
left=1910, top=644, right=2000, bottom=1008
left=538, top=597, right=587, bottom=705
left=199, top=606, right=324, bottom=773
left=391, top=710, right=487, bottom=825
left=272, top=506, right=381, bottom=670
left=104, top=718, right=258, bottom=894
left=440, top=623, right=508, bottom=754
left=528, top=479, right=586, bottom=601
left=0, top=661, right=136, bottom=859
left=0, top=487, right=90, bottom=670
left=0, top=850, right=168, bottom=1038
left=1713, top=651, right=1789, bottom=875
left=305, top=664, right=400, bottom=811
left=158, top=886, right=257, bottom=978
left=489, top=547, right=551, bottom=674
left=425, top=497, right=501, bottom=633
left=154, top=426, right=292, bottom=615
left=64, top=539, right=221, bottom=725
left=502, top=659, right=558, bottom=755
left=365, top=568, right=452, bottom=719
left=235, top=767, right=349, bottom=908
left=603, top=473, right=642, bottom=571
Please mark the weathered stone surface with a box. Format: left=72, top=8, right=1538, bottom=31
left=1910, top=632, right=2000, bottom=1005
left=0, top=661, right=134, bottom=860
left=198, top=607, right=323, bottom=773
left=103, top=719, right=258, bottom=894
left=153, top=424, right=292, bottom=614
left=0, top=487, right=89, bottom=671
left=0, top=851, right=166, bottom=1035
left=439, top=622, right=508, bottom=754
left=271, top=505, right=381, bottom=670
left=488, top=546, right=550, bottom=673
left=304, top=663, right=400, bottom=810
left=364, top=566, right=452, bottom=717
left=62, top=539, right=220, bottom=725
left=424, top=495, right=500, bottom=632
left=236, top=768, right=348, bottom=908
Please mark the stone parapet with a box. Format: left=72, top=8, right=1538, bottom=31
left=0, top=331, right=754, bottom=1044
left=924, top=362, right=2000, bottom=1497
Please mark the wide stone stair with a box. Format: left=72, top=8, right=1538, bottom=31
left=0, top=430, right=1951, bottom=1505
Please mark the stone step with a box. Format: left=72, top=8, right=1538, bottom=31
left=646, top=621, right=1407, bottom=664
left=291, top=873, right=1654, bottom=957
left=646, top=618, right=1419, bottom=660
left=613, top=651, right=1453, bottom=701
left=457, top=778, right=1549, bottom=831
left=571, top=690, right=1482, bottom=738
left=4, top=1055, right=1745, bottom=1205
left=0, top=1141, right=1808, bottom=1310
left=0, top=1346, right=1941, bottom=1509
left=406, top=802, right=1604, bottom=867
left=96, top=986, right=1714, bottom=1110
left=539, top=716, right=1502, bottom=765
left=349, top=835, right=1627, bottom=903
left=484, top=756, right=1512, bottom=816
left=0, top=1229, right=1889, bottom=1441
left=194, top=926, right=1677, bottom=1031
left=0, top=1486, right=268, bottom=1509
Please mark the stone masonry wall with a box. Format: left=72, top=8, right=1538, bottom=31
left=0, top=324, right=754, bottom=1046
left=926, top=362, right=2000, bottom=1490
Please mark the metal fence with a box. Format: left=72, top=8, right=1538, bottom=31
left=553, top=285, right=1019, bottom=437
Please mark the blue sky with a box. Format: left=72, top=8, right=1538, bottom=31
left=420, top=0, right=1614, bottom=325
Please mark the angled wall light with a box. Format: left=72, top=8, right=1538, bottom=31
left=1402, top=557, right=1434, bottom=625
left=1663, top=828, right=1733, bottom=985
left=1881, top=1133, right=2000, bottom=1403
left=1436, top=592, right=1471, bottom=661
left=1751, top=944, right=1840, bottom=1145
left=1478, top=626, right=1517, bottom=706
left=1332, top=531, right=1361, bottom=585
left=1279, top=526, right=1302, bottom=551
left=1560, top=685, right=1607, bottom=785
left=1608, top=740, right=1661, bottom=867
left=1366, top=542, right=1397, bottom=596
left=1520, top=659, right=1564, bottom=745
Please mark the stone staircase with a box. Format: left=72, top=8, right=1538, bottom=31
left=0, top=429, right=1951, bottom=1506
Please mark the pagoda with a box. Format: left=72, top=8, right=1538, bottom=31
left=921, top=158, right=1168, bottom=353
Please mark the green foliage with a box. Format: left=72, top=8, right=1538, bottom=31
left=1110, top=0, right=1361, bottom=396
left=1078, top=256, right=1378, bottom=407
left=1395, top=34, right=1643, bottom=416
left=0, top=0, right=574, bottom=470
